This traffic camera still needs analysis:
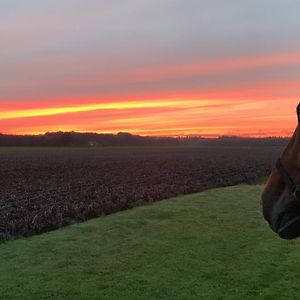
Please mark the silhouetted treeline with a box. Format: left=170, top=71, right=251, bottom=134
left=0, top=132, right=289, bottom=147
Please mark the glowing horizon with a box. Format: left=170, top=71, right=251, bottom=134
left=1, top=96, right=297, bottom=137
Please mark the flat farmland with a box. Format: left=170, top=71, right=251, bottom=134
left=0, top=146, right=281, bottom=240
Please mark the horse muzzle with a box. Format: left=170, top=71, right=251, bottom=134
left=275, top=212, right=300, bottom=239
left=262, top=191, right=300, bottom=239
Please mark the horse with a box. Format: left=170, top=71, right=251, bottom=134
left=262, top=103, right=300, bottom=239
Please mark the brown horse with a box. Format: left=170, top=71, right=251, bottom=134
left=262, top=103, right=300, bottom=239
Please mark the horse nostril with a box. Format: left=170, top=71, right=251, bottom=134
left=276, top=212, right=300, bottom=240
left=275, top=211, right=286, bottom=232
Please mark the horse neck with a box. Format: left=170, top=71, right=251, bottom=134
left=282, top=124, right=300, bottom=169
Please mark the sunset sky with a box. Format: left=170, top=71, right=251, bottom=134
left=1, top=0, right=300, bottom=137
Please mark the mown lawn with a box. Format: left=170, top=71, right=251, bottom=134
left=0, top=185, right=299, bottom=300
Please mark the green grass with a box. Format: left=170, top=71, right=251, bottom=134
left=0, top=185, right=300, bottom=299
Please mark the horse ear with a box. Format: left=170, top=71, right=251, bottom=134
left=297, top=103, right=300, bottom=122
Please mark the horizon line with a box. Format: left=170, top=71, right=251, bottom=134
left=0, top=130, right=291, bottom=139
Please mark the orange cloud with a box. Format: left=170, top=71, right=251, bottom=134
left=1, top=97, right=297, bottom=137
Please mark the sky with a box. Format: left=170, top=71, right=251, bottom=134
left=1, top=0, right=300, bottom=137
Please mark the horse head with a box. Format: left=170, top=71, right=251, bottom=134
left=262, top=103, right=300, bottom=239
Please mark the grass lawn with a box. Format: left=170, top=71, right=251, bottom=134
left=0, top=185, right=300, bottom=300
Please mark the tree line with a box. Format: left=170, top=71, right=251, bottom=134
left=0, top=131, right=289, bottom=147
